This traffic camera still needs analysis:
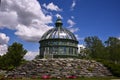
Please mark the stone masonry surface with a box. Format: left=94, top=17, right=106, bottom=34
left=7, top=59, right=112, bottom=78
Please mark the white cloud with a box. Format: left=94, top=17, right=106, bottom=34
left=67, top=19, right=76, bottom=28
left=15, top=24, right=53, bottom=42
left=55, top=13, right=63, bottom=19
left=0, top=33, right=9, bottom=45
left=68, top=27, right=79, bottom=33
left=43, top=2, right=62, bottom=11
left=0, top=44, right=8, bottom=56
left=67, top=19, right=79, bottom=34
left=0, top=11, right=18, bottom=29
left=75, top=34, right=84, bottom=41
left=0, top=33, right=9, bottom=56
left=24, top=51, right=39, bottom=60
left=0, top=0, right=53, bottom=42
left=71, top=0, right=76, bottom=11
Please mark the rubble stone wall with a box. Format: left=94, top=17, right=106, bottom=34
left=7, top=59, right=112, bottom=78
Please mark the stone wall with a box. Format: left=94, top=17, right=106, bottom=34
left=7, top=59, right=112, bottom=78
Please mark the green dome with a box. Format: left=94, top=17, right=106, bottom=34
left=40, top=18, right=77, bottom=41
left=39, top=18, right=78, bottom=58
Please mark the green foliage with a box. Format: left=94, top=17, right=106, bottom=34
left=105, top=37, right=120, bottom=63
left=97, top=59, right=120, bottom=77
left=77, top=66, right=81, bottom=69
left=83, top=36, right=120, bottom=77
left=107, top=63, right=120, bottom=77
left=84, top=36, right=106, bottom=59
left=105, top=37, right=120, bottom=46
left=0, top=42, right=27, bottom=70
left=83, top=36, right=120, bottom=62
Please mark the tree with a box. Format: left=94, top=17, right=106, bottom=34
left=105, top=37, right=120, bottom=63
left=84, top=36, right=106, bottom=59
left=105, top=37, right=120, bottom=47
left=0, top=42, right=27, bottom=70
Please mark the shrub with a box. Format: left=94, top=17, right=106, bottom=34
left=97, top=59, right=120, bottom=77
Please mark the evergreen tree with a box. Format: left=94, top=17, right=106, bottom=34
left=0, top=42, right=27, bottom=70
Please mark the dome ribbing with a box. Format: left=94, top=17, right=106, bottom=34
left=41, top=18, right=77, bottom=41
left=39, top=18, right=78, bottom=58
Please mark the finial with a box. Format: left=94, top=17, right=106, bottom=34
left=57, top=16, right=61, bottom=19
left=55, top=17, right=63, bottom=27
left=56, top=17, right=62, bottom=23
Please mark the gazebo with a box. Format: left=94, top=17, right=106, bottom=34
left=39, top=18, right=78, bottom=58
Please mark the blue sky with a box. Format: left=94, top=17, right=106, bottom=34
left=0, top=0, right=120, bottom=60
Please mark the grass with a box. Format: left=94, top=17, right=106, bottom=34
left=1, top=76, right=119, bottom=80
